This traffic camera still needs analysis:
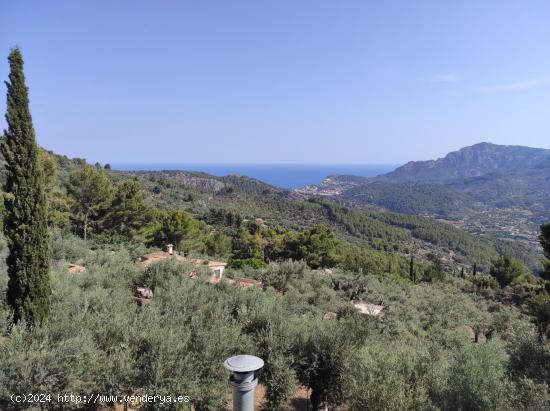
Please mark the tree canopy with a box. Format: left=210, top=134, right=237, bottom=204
left=490, top=255, right=524, bottom=288
left=67, top=165, right=113, bottom=240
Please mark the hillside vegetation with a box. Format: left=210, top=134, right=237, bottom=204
left=299, top=177, right=481, bottom=219
left=2, top=232, right=550, bottom=410
left=0, top=145, right=547, bottom=408
left=116, top=168, right=542, bottom=272
left=0, top=147, right=549, bottom=411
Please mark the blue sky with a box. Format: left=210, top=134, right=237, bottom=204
left=0, top=0, right=549, bottom=164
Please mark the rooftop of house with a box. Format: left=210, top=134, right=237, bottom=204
left=208, top=262, right=227, bottom=268
left=190, top=259, right=227, bottom=269
left=209, top=276, right=260, bottom=287
left=140, top=251, right=227, bottom=271
left=140, top=251, right=186, bottom=266
left=67, top=263, right=86, bottom=273
left=234, top=277, right=261, bottom=287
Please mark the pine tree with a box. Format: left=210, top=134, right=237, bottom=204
left=1, top=48, right=51, bottom=325
left=103, top=180, right=155, bottom=242
left=67, top=165, right=113, bottom=240
left=490, top=256, right=524, bottom=288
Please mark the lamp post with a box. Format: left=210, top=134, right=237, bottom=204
left=223, top=354, right=264, bottom=411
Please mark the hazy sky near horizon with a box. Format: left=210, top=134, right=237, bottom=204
left=1, top=1, right=549, bottom=164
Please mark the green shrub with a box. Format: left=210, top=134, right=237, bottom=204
left=508, top=330, right=550, bottom=387
left=50, top=228, right=88, bottom=262
left=527, top=294, right=550, bottom=337
left=227, top=257, right=267, bottom=270
left=504, top=377, right=550, bottom=411
left=134, top=259, right=194, bottom=291
left=442, top=340, right=508, bottom=410
left=345, top=340, right=437, bottom=410
left=260, top=260, right=307, bottom=293
left=469, top=274, right=500, bottom=290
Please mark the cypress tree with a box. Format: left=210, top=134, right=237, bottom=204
left=1, top=48, right=51, bottom=325
left=473, top=263, right=477, bottom=276
left=410, top=255, right=415, bottom=283
left=540, top=223, right=550, bottom=281
left=460, top=266, right=465, bottom=278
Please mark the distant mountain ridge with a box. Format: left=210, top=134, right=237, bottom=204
left=380, top=142, right=550, bottom=182
left=297, top=142, right=550, bottom=245
left=376, top=143, right=550, bottom=226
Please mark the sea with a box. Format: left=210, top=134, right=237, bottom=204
left=110, top=164, right=399, bottom=189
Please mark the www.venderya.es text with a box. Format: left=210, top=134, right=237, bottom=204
left=10, top=393, right=191, bottom=405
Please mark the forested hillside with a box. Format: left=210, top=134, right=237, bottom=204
left=1, top=144, right=544, bottom=284
left=299, top=177, right=481, bottom=218
left=114, top=168, right=541, bottom=272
